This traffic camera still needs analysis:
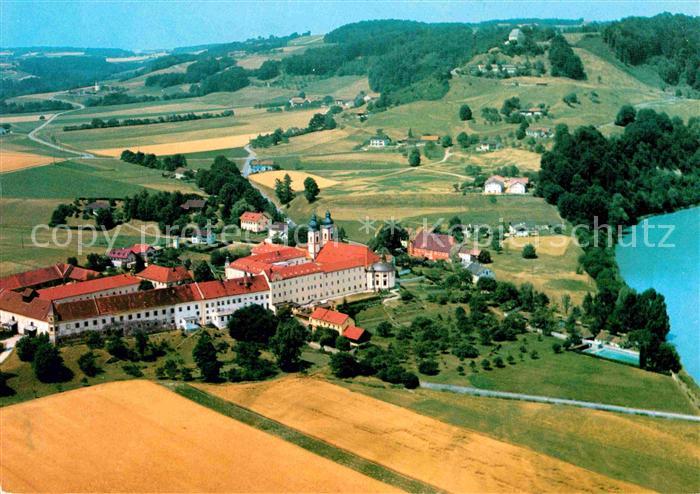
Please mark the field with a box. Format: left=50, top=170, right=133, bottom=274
left=0, top=380, right=396, bottom=493
left=0, top=151, right=54, bottom=172
left=342, top=380, right=700, bottom=493
left=198, top=376, right=645, bottom=493
left=503, top=234, right=572, bottom=256
left=249, top=169, right=339, bottom=190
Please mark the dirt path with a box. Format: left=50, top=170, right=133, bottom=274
left=27, top=97, right=94, bottom=158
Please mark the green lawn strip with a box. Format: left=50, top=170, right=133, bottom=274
left=167, top=382, right=441, bottom=494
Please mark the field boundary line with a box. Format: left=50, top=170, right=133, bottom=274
left=420, top=382, right=700, bottom=421
left=165, top=382, right=443, bottom=494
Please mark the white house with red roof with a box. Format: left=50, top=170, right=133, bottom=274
left=107, top=243, right=156, bottom=268
left=36, top=274, right=141, bottom=303
left=240, top=211, right=271, bottom=233
left=308, top=307, right=368, bottom=345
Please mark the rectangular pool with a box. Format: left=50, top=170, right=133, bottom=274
left=583, top=346, right=640, bottom=366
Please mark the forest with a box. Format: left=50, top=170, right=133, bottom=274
left=602, top=13, right=700, bottom=89
left=537, top=108, right=700, bottom=372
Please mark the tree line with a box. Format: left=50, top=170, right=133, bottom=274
left=537, top=108, right=700, bottom=373
left=120, top=149, right=188, bottom=172
left=63, top=110, right=233, bottom=131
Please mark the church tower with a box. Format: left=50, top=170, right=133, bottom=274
left=307, top=213, right=321, bottom=259
left=320, top=210, right=335, bottom=246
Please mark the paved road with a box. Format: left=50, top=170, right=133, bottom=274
left=420, top=381, right=700, bottom=422
left=27, top=97, right=94, bottom=158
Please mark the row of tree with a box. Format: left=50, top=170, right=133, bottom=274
left=63, top=110, right=233, bottom=132
left=120, top=149, right=189, bottom=172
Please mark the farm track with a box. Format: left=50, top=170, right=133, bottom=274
left=421, top=382, right=700, bottom=421
left=27, top=97, right=95, bottom=158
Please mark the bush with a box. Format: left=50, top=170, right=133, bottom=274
left=402, top=371, right=420, bottom=389
left=77, top=351, right=101, bottom=377
left=86, top=331, right=104, bottom=349
left=418, top=359, right=440, bottom=375
left=122, top=363, right=144, bottom=377
left=552, top=343, right=563, bottom=353
left=481, top=359, right=492, bottom=370
left=16, top=334, right=44, bottom=362
left=494, top=356, right=505, bottom=368
left=335, top=335, right=351, bottom=351
left=329, top=352, right=360, bottom=378
left=106, top=335, right=132, bottom=360
left=33, top=344, right=73, bottom=383
left=522, top=244, right=538, bottom=259
left=376, top=321, right=394, bottom=337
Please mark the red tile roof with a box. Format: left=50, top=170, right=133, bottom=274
left=251, top=243, right=297, bottom=255
left=130, top=244, right=153, bottom=254
left=137, top=265, right=192, bottom=284
left=240, top=211, right=267, bottom=223
left=54, top=284, right=202, bottom=322
left=37, top=274, right=141, bottom=301
left=343, top=326, right=366, bottom=342
left=268, top=263, right=323, bottom=281
left=229, top=247, right=308, bottom=275
left=107, top=248, right=135, bottom=260
left=310, top=307, right=350, bottom=326
left=0, top=289, right=53, bottom=321
left=0, top=263, right=99, bottom=291
left=315, top=242, right=380, bottom=268
left=195, top=276, right=269, bottom=299
left=410, top=230, right=455, bottom=254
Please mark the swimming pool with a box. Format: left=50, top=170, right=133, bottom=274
left=583, top=346, right=640, bottom=366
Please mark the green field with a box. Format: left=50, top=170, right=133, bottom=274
left=341, top=380, right=700, bottom=493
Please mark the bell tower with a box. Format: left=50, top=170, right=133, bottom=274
left=320, top=210, right=335, bottom=246
left=307, top=213, right=321, bottom=259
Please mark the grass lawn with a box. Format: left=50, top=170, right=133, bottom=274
left=340, top=380, right=700, bottom=493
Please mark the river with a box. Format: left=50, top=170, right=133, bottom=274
left=615, top=207, right=700, bottom=382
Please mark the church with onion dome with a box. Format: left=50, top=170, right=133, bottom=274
left=225, top=210, right=396, bottom=307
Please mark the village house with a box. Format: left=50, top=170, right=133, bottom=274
left=408, top=229, right=455, bottom=261
left=189, top=230, right=216, bottom=245
left=508, top=28, right=525, bottom=44
left=249, top=159, right=276, bottom=174
left=458, top=246, right=482, bottom=266
left=289, top=96, right=309, bottom=107
left=484, top=175, right=529, bottom=194
left=526, top=127, right=553, bottom=138
left=36, top=274, right=141, bottom=304
left=508, top=221, right=539, bottom=237
left=173, top=167, right=189, bottom=179
left=266, top=222, right=289, bottom=243
left=136, top=264, right=192, bottom=289
left=107, top=243, right=156, bottom=268
left=466, top=262, right=495, bottom=283
left=240, top=211, right=271, bottom=233
left=180, top=199, right=206, bottom=211
left=476, top=141, right=503, bottom=152
left=369, top=135, right=391, bottom=148
left=519, top=107, right=544, bottom=117
left=0, top=263, right=99, bottom=292
left=308, top=307, right=368, bottom=346
left=420, top=134, right=440, bottom=144
left=85, top=200, right=110, bottom=216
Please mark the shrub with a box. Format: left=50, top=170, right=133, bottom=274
left=86, top=331, right=104, bottom=349
left=77, top=351, right=101, bottom=377
left=481, top=359, right=492, bottom=370
left=552, top=343, right=563, bottom=353
left=494, top=356, right=505, bottom=368
left=16, top=334, right=44, bottom=362
left=402, top=371, right=420, bottom=389
left=418, top=359, right=440, bottom=375
left=122, top=363, right=143, bottom=377
left=522, top=244, right=537, bottom=259
left=335, top=335, right=351, bottom=351
left=33, top=344, right=73, bottom=383
left=329, top=352, right=360, bottom=378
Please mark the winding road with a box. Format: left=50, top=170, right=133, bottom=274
left=242, top=144, right=296, bottom=227
left=420, top=381, right=700, bottom=422
left=27, top=97, right=95, bottom=158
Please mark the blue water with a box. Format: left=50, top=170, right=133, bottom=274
left=615, top=207, right=700, bottom=382
left=585, top=347, right=640, bottom=366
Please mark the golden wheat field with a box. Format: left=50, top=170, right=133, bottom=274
left=0, top=151, right=53, bottom=172
left=0, top=380, right=398, bottom=493
left=198, top=377, right=647, bottom=494
left=89, top=133, right=259, bottom=157
left=249, top=169, right=339, bottom=189
left=503, top=234, right=573, bottom=257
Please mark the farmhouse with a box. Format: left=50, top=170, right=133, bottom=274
left=476, top=141, right=502, bottom=152
left=466, top=262, right=495, bottom=283
left=408, top=229, right=455, bottom=261
left=519, top=107, right=544, bottom=117
left=180, top=199, right=206, bottom=211
left=250, top=159, right=276, bottom=174
left=107, top=244, right=155, bottom=268
left=136, top=264, right=192, bottom=289
left=420, top=134, right=440, bottom=143
left=289, top=96, right=309, bottom=107
left=369, top=135, right=391, bottom=148
left=36, top=274, right=141, bottom=303
left=0, top=263, right=98, bottom=292
left=526, top=127, right=553, bottom=138
left=240, top=211, right=271, bottom=233
left=484, top=175, right=529, bottom=194
left=309, top=307, right=353, bottom=333
left=173, top=167, right=189, bottom=179
left=189, top=230, right=216, bottom=245
left=84, top=200, right=110, bottom=215
left=508, top=221, right=539, bottom=237
left=458, top=246, right=481, bottom=265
